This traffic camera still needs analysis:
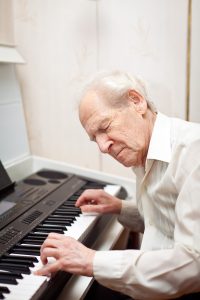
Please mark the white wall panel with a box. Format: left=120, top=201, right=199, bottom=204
left=0, top=0, right=15, bottom=46
left=0, top=64, right=29, bottom=163
left=14, top=0, right=100, bottom=170
left=190, top=0, right=200, bottom=122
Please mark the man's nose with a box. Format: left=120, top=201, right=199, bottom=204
left=96, top=135, right=113, bottom=153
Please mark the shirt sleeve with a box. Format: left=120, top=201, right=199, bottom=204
left=118, top=200, right=144, bottom=233
left=93, top=245, right=200, bottom=299
left=93, top=141, right=200, bottom=299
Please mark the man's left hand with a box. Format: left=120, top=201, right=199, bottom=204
left=34, top=232, right=95, bottom=277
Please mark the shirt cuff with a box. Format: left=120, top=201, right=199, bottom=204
left=93, top=249, right=140, bottom=297
left=118, top=200, right=144, bottom=232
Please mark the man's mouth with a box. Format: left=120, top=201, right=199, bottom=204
left=116, top=148, right=125, bottom=158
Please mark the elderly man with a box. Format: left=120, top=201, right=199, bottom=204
left=35, top=71, right=200, bottom=299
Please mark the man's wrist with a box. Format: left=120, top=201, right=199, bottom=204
left=86, top=249, right=96, bottom=277
left=115, top=198, right=122, bottom=214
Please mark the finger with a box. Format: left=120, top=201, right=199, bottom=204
left=75, top=189, right=102, bottom=207
left=80, top=204, right=105, bottom=213
left=34, top=259, right=61, bottom=276
left=39, top=233, right=63, bottom=251
left=40, top=248, right=60, bottom=264
left=40, top=238, right=62, bottom=253
left=46, top=232, right=64, bottom=240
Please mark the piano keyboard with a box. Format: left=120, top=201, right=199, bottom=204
left=0, top=171, right=123, bottom=300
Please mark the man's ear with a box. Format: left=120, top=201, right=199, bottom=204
left=127, top=90, right=147, bottom=114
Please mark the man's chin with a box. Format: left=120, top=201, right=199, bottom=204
left=121, top=161, right=133, bottom=167
left=116, top=157, right=132, bottom=168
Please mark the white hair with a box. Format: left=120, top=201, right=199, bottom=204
left=80, top=70, right=157, bottom=112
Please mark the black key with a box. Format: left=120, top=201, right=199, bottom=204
left=85, top=184, right=105, bottom=189
left=11, top=246, right=40, bottom=256
left=0, top=264, right=31, bottom=274
left=43, top=220, right=72, bottom=226
left=62, top=202, right=76, bottom=207
left=25, top=234, right=47, bottom=240
left=28, top=233, right=49, bottom=239
left=42, top=217, right=75, bottom=228
left=34, top=227, right=64, bottom=233
left=54, top=211, right=77, bottom=218
left=34, top=226, right=57, bottom=230
left=38, top=224, right=67, bottom=230
left=36, top=226, right=66, bottom=232
left=14, top=244, right=40, bottom=251
left=0, top=257, right=35, bottom=267
left=11, top=248, right=40, bottom=256
left=0, top=277, right=18, bottom=285
left=36, top=223, right=63, bottom=232
left=62, top=206, right=80, bottom=211
left=0, top=270, right=23, bottom=279
left=55, top=205, right=82, bottom=215
left=4, top=254, right=38, bottom=263
left=49, top=213, right=79, bottom=219
left=67, top=195, right=78, bottom=201
left=0, top=286, right=10, bottom=294
left=59, top=206, right=81, bottom=212
left=23, top=237, right=47, bottom=244
left=65, top=201, right=77, bottom=205
left=54, top=208, right=76, bottom=213
left=0, top=271, right=23, bottom=285
left=21, top=239, right=44, bottom=246
left=74, top=189, right=84, bottom=196
left=45, top=216, right=75, bottom=222
left=48, top=214, right=73, bottom=219
left=52, top=211, right=74, bottom=216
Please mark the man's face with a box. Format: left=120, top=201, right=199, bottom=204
left=79, top=91, right=150, bottom=167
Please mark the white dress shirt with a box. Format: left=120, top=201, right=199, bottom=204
left=93, top=112, right=200, bottom=299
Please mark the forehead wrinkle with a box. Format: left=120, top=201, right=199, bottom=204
left=86, top=112, right=110, bottom=141
left=79, top=90, right=113, bottom=140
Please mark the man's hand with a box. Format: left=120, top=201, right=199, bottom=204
left=75, top=189, right=122, bottom=214
left=34, top=233, right=95, bottom=277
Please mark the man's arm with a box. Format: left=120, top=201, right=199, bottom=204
left=118, top=200, right=144, bottom=232
left=93, top=244, right=200, bottom=299
left=76, top=188, right=144, bottom=232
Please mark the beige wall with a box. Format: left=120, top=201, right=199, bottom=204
left=12, top=0, right=199, bottom=179
left=0, top=0, right=15, bottom=46
left=190, top=0, right=200, bottom=122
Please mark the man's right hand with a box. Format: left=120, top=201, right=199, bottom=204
left=75, top=189, right=122, bottom=215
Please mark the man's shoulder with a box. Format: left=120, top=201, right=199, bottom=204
left=170, top=118, right=200, bottom=172
left=171, top=117, right=200, bottom=146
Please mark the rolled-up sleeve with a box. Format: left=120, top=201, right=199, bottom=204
left=118, top=200, right=144, bottom=233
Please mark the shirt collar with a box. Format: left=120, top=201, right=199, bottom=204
left=146, top=112, right=172, bottom=164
